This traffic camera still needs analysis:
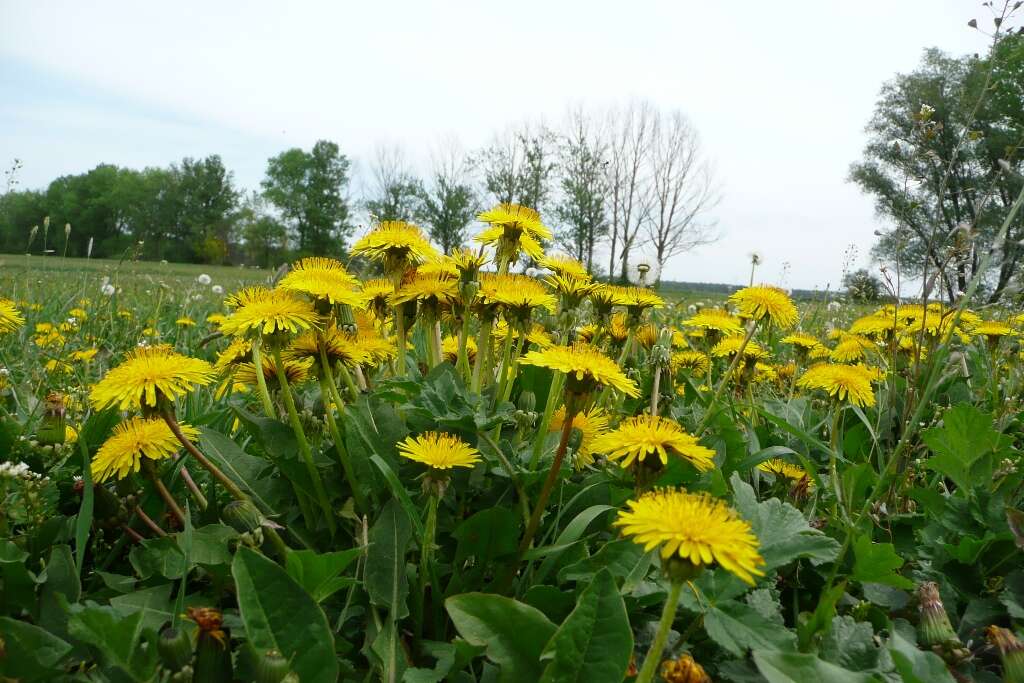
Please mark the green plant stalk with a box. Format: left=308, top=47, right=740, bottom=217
left=471, top=317, right=494, bottom=393
left=812, top=171, right=1024, bottom=622
left=635, top=580, right=684, bottom=683
left=455, top=312, right=472, bottom=383
left=249, top=338, right=277, bottom=418
left=336, top=363, right=361, bottom=402
left=696, top=320, right=759, bottom=436
left=270, top=346, right=337, bottom=536
left=529, top=372, right=566, bottom=470
left=500, top=329, right=528, bottom=404
left=415, top=492, right=440, bottom=641
left=317, top=365, right=367, bottom=515
left=518, top=392, right=578, bottom=557
left=491, top=326, right=517, bottom=410
left=143, top=458, right=186, bottom=527
left=394, top=303, right=408, bottom=377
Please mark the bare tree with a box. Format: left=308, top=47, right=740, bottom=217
left=554, top=106, right=609, bottom=271
left=645, top=111, right=720, bottom=282
left=474, top=121, right=558, bottom=212
left=363, top=144, right=422, bottom=224
left=420, top=137, right=479, bottom=253
left=605, top=100, right=655, bottom=282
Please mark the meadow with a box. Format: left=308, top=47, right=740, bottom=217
left=1, top=213, right=1023, bottom=683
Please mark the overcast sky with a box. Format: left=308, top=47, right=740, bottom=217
left=0, top=1, right=991, bottom=288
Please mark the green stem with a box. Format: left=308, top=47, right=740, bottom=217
left=271, top=347, right=336, bottom=536
left=416, top=493, right=439, bottom=641
left=336, top=363, right=361, bottom=402
left=518, top=393, right=577, bottom=557
left=471, top=317, right=494, bottom=393
left=249, top=339, right=277, bottom=417
left=491, top=325, right=517, bottom=410
left=318, top=370, right=367, bottom=515
left=394, top=303, right=408, bottom=377
left=635, top=580, right=684, bottom=683
left=456, top=313, right=472, bottom=383
left=529, top=372, right=565, bottom=470
left=696, top=320, right=759, bottom=436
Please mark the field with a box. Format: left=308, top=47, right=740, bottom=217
left=1, top=234, right=1024, bottom=683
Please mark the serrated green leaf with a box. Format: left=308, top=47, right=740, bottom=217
left=752, top=650, right=877, bottom=683
left=539, top=569, right=632, bottom=683
left=285, top=548, right=361, bottom=603
left=446, top=593, right=557, bottom=683
left=705, top=600, right=797, bottom=656
left=851, top=535, right=913, bottom=589
left=887, top=632, right=957, bottom=683
left=921, top=404, right=1003, bottom=493
left=0, top=616, right=72, bottom=681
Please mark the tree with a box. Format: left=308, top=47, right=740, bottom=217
left=418, top=140, right=478, bottom=253
left=645, top=111, right=719, bottom=283
left=475, top=122, right=558, bottom=212
left=843, top=268, right=884, bottom=303
left=851, top=33, right=1024, bottom=302
left=238, top=191, right=288, bottom=268
left=605, top=100, right=655, bottom=283
left=363, top=145, right=423, bottom=224
left=174, top=155, right=240, bottom=263
left=554, top=108, right=608, bottom=271
left=262, top=140, right=352, bottom=256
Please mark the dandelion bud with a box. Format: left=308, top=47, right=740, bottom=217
left=917, top=582, right=961, bottom=649
left=662, top=555, right=703, bottom=583
left=43, top=216, right=50, bottom=230
left=517, top=391, right=536, bottom=414
left=222, top=499, right=263, bottom=535
left=158, top=627, right=194, bottom=672
left=988, top=626, right=1024, bottom=683
left=252, top=649, right=290, bottom=683
left=87, top=237, right=94, bottom=258
left=64, top=222, right=71, bottom=237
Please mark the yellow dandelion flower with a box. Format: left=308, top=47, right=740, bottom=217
left=90, top=345, right=215, bottom=411
left=545, top=273, right=600, bottom=307
left=0, top=298, right=26, bottom=334
left=661, top=654, right=712, bottom=683
left=519, top=343, right=640, bottom=397
left=539, top=254, right=590, bottom=279
left=849, top=312, right=899, bottom=337
left=390, top=274, right=459, bottom=308
left=729, top=285, right=798, bottom=329
left=397, top=431, right=481, bottom=470
left=286, top=326, right=369, bottom=368
left=758, top=458, right=810, bottom=483
left=684, top=308, right=744, bottom=336
left=618, top=286, right=665, bottom=314
left=441, top=335, right=477, bottom=364
left=478, top=273, right=557, bottom=317
left=671, top=350, right=711, bottom=376
left=206, top=313, right=228, bottom=327
left=448, top=247, right=489, bottom=279
left=796, top=362, right=879, bottom=407
left=614, top=488, right=766, bottom=585
left=575, top=324, right=599, bottom=344
left=278, top=256, right=362, bottom=306
left=779, top=331, right=822, bottom=351
left=219, top=287, right=320, bottom=338
left=550, top=405, right=609, bottom=469
left=214, top=337, right=253, bottom=371
left=69, top=348, right=98, bottom=362
left=233, top=356, right=313, bottom=391
left=45, top=359, right=73, bottom=374
left=592, top=415, right=715, bottom=471
left=972, top=320, right=1016, bottom=340
left=635, top=323, right=659, bottom=349
left=474, top=203, right=550, bottom=264
left=176, top=317, right=196, bottom=327
left=829, top=335, right=876, bottom=363
left=589, top=283, right=629, bottom=315
left=359, top=278, right=395, bottom=319
left=350, top=221, right=438, bottom=274
left=608, top=313, right=630, bottom=343
left=69, top=307, right=88, bottom=320
left=711, top=336, right=768, bottom=360
left=91, top=417, right=198, bottom=483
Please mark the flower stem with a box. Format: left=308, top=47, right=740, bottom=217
left=491, top=325, right=517, bottom=410
left=318, top=368, right=367, bottom=515
left=415, top=493, right=439, bottom=640
left=249, top=338, right=277, bottom=418
left=456, top=313, right=472, bottom=383
left=394, top=303, right=408, bottom=377
left=696, top=320, right=759, bottom=436
left=143, top=459, right=185, bottom=527
left=635, top=580, right=684, bottom=683
left=270, top=347, right=337, bottom=536
left=529, top=372, right=565, bottom=470
left=471, top=317, right=494, bottom=393
left=518, top=392, right=577, bottom=557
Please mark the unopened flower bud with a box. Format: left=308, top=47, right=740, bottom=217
left=222, top=500, right=263, bottom=535
left=988, top=626, right=1024, bottom=683
left=253, top=649, right=291, bottom=683
left=158, top=627, right=194, bottom=672
left=917, top=582, right=961, bottom=649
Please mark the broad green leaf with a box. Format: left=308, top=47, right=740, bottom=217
left=369, top=454, right=425, bottom=538
left=232, top=547, right=338, bottom=683
left=523, top=586, right=577, bottom=625
left=110, top=584, right=175, bottom=633
left=39, top=545, right=80, bottom=638
left=752, top=650, right=877, bottom=683
left=704, top=600, right=797, bottom=656
left=0, top=616, right=72, bottom=681
left=285, top=548, right=361, bottom=603
left=887, top=632, right=956, bottom=683
left=0, top=539, right=39, bottom=612
left=851, top=535, right=913, bottom=589
left=798, top=581, right=846, bottom=651
left=453, top=507, right=520, bottom=565
left=731, top=473, right=840, bottom=570
left=199, top=426, right=279, bottom=513
left=185, top=523, right=237, bottom=566
left=558, top=539, right=646, bottom=584
left=365, top=499, right=414, bottom=619
left=446, top=593, right=557, bottom=683
left=68, top=603, right=157, bottom=680
left=921, top=404, right=1003, bottom=493
left=820, top=616, right=885, bottom=672
left=533, top=505, right=615, bottom=585
left=128, top=535, right=186, bottom=580
left=539, top=569, right=632, bottom=683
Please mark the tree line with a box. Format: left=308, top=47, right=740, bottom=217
left=852, top=29, right=1024, bottom=303
left=0, top=101, right=719, bottom=281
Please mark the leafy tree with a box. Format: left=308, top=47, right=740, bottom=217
left=363, top=146, right=423, bottom=224
left=554, top=110, right=608, bottom=271
left=262, top=140, right=352, bottom=256
left=843, top=268, right=883, bottom=303
left=851, top=33, right=1024, bottom=301
left=418, top=143, right=478, bottom=254
left=475, top=123, right=557, bottom=213
left=174, top=156, right=240, bottom=264
left=238, top=191, right=289, bottom=268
